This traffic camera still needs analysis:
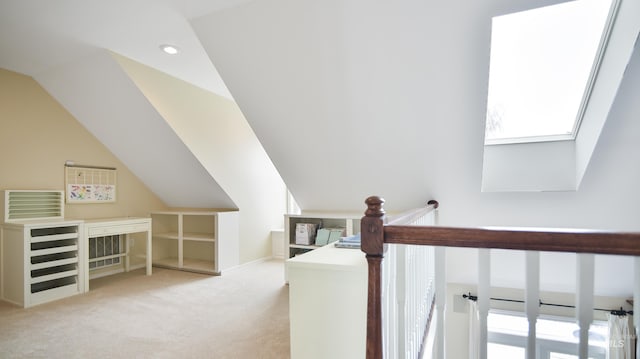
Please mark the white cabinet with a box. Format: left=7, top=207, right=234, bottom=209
left=1, top=220, right=84, bottom=308
left=151, top=211, right=239, bottom=275
left=285, top=213, right=360, bottom=259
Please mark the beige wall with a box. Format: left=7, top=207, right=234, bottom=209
left=0, top=68, right=168, bottom=219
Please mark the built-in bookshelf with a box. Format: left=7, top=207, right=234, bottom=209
left=284, top=213, right=361, bottom=260
left=151, top=211, right=239, bottom=275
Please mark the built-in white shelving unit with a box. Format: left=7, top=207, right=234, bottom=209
left=0, top=190, right=155, bottom=307
left=285, top=213, right=361, bottom=260
left=151, top=211, right=239, bottom=275
left=1, top=219, right=84, bottom=308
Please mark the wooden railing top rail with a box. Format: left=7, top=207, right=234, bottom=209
left=385, top=225, right=640, bottom=256
left=363, top=195, right=640, bottom=257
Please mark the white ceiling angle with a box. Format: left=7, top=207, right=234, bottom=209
left=0, top=0, right=251, bottom=99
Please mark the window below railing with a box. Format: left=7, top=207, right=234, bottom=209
left=487, top=311, right=608, bottom=359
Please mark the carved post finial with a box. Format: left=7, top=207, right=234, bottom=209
left=365, top=196, right=385, bottom=217
left=362, top=195, right=386, bottom=256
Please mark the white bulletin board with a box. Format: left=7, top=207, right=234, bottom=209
left=65, top=164, right=117, bottom=203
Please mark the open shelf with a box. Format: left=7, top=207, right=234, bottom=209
left=183, top=232, right=215, bottom=242
left=151, top=211, right=238, bottom=275
left=153, top=232, right=179, bottom=240
left=285, top=213, right=361, bottom=260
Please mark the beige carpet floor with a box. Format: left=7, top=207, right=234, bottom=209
left=0, top=259, right=290, bottom=359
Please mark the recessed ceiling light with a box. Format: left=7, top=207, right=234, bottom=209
left=160, top=44, right=179, bottom=55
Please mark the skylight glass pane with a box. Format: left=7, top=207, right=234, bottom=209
left=485, top=0, right=613, bottom=143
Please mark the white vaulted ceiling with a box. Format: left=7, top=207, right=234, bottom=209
left=0, top=0, right=245, bottom=98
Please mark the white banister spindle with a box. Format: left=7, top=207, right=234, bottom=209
left=634, top=257, right=640, bottom=359
left=413, top=247, right=421, bottom=358
left=396, top=245, right=407, bottom=359
left=576, top=253, right=595, bottom=359
left=382, top=244, right=397, bottom=359
left=525, top=251, right=540, bottom=359
left=478, top=249, right=491, bottom=359
left=435, top=246, right=446, bottom=359
left=381, top=209, right=437, bottom=359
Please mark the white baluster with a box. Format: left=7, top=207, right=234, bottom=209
left=384, top=245, right=397, bottom=359
left=413, top=246, right=420, bottom=358
left=634, top=256, right=640, bottom=359
left=435, top=246, right=446, bottom=359
left=576, top=253, right=595, bottom=359
left=412, top=246, right=423, bottom=358
left=392, top=250, right=398, bottom=358
left=525, top=251, right=540, bottom=359
left=478, top=249, right=491, bottom=359
left=396, top=244, right=406, bottom=359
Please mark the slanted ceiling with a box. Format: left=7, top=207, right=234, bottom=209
left=192, top=0, right=640, bottom=218
left=195, top=0, right=456, bottom=212
left=35, top=51, right=236, bottom=209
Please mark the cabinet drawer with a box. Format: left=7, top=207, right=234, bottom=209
left=1, top=219, right=83, bottom=308
left=31, top=244, right=78, bottom=258
left=30, top=232, right=78, bottom=243
left=88, top=222, right=149, bottom=237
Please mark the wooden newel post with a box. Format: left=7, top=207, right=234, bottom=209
left=361, top=196, right=386, bottom=359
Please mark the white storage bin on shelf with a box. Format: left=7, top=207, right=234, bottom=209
left=151, top=211, right=239, bottom=275
left=1, top=219, right=84, bottom=308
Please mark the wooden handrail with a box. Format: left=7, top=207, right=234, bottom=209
left=361, top=195, right=640, bottom=359
left=384, top=225, right=640, bottom=256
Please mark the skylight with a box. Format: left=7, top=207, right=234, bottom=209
left=484, top=0, right=617, bottom=145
